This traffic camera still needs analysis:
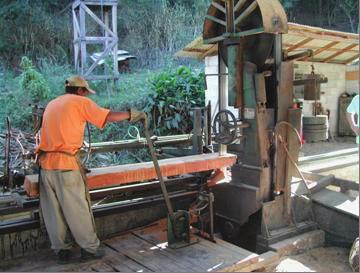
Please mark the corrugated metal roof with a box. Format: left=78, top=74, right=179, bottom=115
left=176, top=23, right=359, bottom=65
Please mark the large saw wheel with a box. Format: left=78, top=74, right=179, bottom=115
left=204, top=0, right=288, bottom=42
left=203, top=0, right=288, bottom=69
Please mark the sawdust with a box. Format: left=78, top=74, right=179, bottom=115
left=272, top=247, right=352, bottom=272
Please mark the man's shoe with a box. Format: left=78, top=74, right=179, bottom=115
left=80, top=247, right=105, bottom=262
left=57, top=249, right=71, bottom=264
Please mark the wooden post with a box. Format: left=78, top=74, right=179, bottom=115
left=79, top=3, right=87, bottom=75
left=72, top=8, right=80, bottom=71
left=112, top=4, right=119, bottom=79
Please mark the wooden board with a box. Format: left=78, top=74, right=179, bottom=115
left=88, top=153, right=236, bottom=189
left=1, top=219, right=260, bottom=272
left=24, top=153, right=237, bottom=196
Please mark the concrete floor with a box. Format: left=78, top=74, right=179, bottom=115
left=300, top=137, right=359, bottom=182
left=300, top=137, right=358, bottom=157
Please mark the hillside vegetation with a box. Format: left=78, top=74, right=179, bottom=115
left=0, top=0, right=358, bottom=137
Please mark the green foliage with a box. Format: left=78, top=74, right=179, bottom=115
left=19, top=57, right=50, bottom=103
left=0, top=1, right=72, bottom=67
left=143, top=66, right=205, bottom=135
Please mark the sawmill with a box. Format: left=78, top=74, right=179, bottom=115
left=0, top=0, right=358, bottom=271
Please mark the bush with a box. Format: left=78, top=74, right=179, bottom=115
left=19, top=56, right=50, bottom=103
left=143, top=66, right=205, bottom=135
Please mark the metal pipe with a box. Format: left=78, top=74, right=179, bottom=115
left=144, top=127, right=174, bottom=215
left=218, top=45, right=228, bottom=156
left=86, top=134, right=193, bottom=154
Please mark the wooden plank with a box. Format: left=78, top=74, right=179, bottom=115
left=104, top=255, right=152, bottom=272
left=300, top=41, right=339, bottom=61
left=323, top=44, right=358, bottom=62
left=132, top=220, right=258, bottom=272
left=104, top=233, right=193, bottom=272
left=274, top=62, right=294, bottom=194
left=343, top=54, right=360, bottom=64
left=283, top=42, right=358, bottom=54
left=309, top=174, right=335, bottom=194
left=286, top=37, right=313, bottom=52
left=222, top=251, right=280, bottom=272
left=87, top=153, right=236, bottom=189
left=24, top=153, right=236, bottom=195
left=284, top=108, right=302, bottom=215
left=86, top=262, right=115, bottom=272
left=288, top=23, right=359, bottom=44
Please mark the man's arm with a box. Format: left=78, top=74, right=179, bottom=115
left=346, top=112, right=360, bottom=135
left=105, top=111, right=130, bottom=123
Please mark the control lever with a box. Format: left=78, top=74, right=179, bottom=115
left=142, top=117, right=191, bottom=248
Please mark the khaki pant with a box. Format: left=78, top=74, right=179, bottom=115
left=40, top=169, right=100, bottom=253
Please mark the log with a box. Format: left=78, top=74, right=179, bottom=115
left=24, top=153, right=237, bottom=197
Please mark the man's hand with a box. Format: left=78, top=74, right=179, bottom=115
left=129, top=108, right=147, bottom=126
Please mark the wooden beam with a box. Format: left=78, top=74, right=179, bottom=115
left=72, top=10, right=81, bottom=36
left=199, top=45, right=218, bottom=59
left=88, top=153, right=236, bottom=189
left=85, top=40, right=117, bottom=76
left=323, top=44, right=358, bottom=63
left=343, top=54, right=360, bottom=64
left=183, top=48, right=208, bottom=53
left=72, top=0, right=81, bottom=9
left=81, top=3, right=117, bottom=38
left=234, top=1, right=258, bottom=26
left=283, top=42, right=359, bottom=54
left=24, top=153, right=237, bottom=196
left=300, top=41, right=340, bottom=61
left=286, top=38, right=313, bottom=52
left=288, top=23, right=359, bottom=43
left=112, top=4, right=119, bottom=77
left=211, top=1, right=226, bottom=13
left=79, top=4, right=86, bottom=75
left=72, top=9, right=80, bottom=71
left=234, top=0, right=247, bottom=13
left=205, top=15, right=227, bottom=27
left=287, top=29, right=359, bottom=44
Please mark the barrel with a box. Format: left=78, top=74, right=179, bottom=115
left=303, top=115, right=329, bottom=142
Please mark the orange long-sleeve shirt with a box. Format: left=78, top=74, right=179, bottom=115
left=37, top=94, right=110, bottom=170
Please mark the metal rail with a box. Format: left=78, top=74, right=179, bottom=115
left=0, top=190, right=197, bottom=235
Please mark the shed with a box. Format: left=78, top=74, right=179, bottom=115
left=176, top=23, right=359, bottom=137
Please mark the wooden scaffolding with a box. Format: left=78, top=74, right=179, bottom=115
left=72, top=0, right=119, bottom=80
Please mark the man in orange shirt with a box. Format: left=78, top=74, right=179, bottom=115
left=37, top=75, right=146, bottom=264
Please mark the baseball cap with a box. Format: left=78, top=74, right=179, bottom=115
left=65, top=75, right=96, bottom=94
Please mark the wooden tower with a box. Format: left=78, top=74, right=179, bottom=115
left=72, top=0, right=119, bottom=80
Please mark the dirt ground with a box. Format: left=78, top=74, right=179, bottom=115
left=273, top=247, right=352, bottom=272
